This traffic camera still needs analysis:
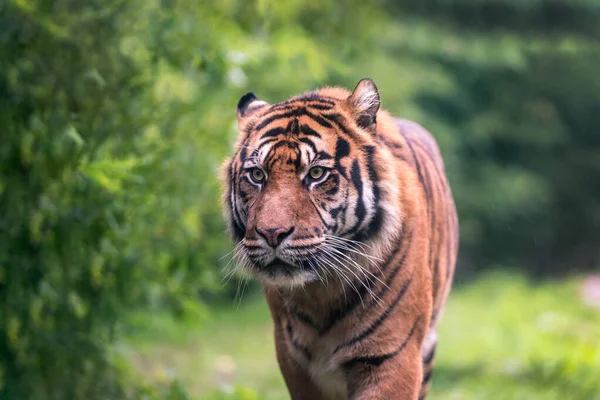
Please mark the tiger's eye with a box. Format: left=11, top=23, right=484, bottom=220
left=309, top=167, right=324, bottom=180
left=251, top=168, right=265, bottom=182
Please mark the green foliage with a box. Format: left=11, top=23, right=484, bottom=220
left=417, top=49, right=600, bottom=275
left=203, top=386, right=261, bottom=400
left=383, top=0, right=600, bottom=274
left=130, top=381, right=198, bottom=400
left=0, top=0, right=154, bottom=398
left=431, top=272, right=600, bottom=399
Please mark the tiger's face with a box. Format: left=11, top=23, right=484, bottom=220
left=222, top=79, right=399, bottom=287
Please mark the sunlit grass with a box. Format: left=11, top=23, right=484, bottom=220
left=431, top=272, right=600, bottom=399
left=122, top=272, right=600, bottom=399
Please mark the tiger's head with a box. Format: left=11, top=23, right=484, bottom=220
left=221, top=79, right=402, bottom=288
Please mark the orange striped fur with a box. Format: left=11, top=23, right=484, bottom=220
left=221, top=79, right=459, bottom=400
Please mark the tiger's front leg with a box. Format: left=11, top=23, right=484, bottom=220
left=344, top=341, right=423, bottom=400
left=273, top=321, right=327, bottom=400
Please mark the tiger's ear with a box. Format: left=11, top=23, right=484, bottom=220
left=347, top=78, right=380, bottom=131
left=237, top=92, right=269, bottom=123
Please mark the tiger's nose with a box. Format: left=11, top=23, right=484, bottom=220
left=255, top=226, right=295, bottom=248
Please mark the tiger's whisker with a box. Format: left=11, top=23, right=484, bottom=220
left=321, top=247, right=384, bottom=307
left=320, top=248, right=380, bottom=307
left=325, top=244, right=389, bottom=291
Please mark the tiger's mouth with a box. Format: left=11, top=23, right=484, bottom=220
left=252, top=256, right=320, bottom=287
left=261, top=257, right=299, bottom=274
left=239, top=235, right=374, bottom=288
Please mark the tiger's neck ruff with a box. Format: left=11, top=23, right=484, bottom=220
left=221, top=79, right=459, bottom=400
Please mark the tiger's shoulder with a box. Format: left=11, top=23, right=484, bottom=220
left=375, top=111, right=446, bottom=172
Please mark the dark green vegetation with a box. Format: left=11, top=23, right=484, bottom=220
left=1, top=0, right=599, bottom=399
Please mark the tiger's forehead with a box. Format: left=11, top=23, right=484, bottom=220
left=236, top=91, right=368, bottom=174
left=242, top=99, right=345, bottom=162
left=242, top=116, right=335, bottom=172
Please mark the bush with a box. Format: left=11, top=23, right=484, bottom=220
left=0, top=1, right=173, bottom=397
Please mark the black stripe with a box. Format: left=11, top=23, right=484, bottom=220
left=409, top=141, right=449, bottom=221
left=288, top=147, right=302, bottom=170
left=354, top=145, right=382, bottom=241
left=335, top=137, right=350, bottom=160
left=423, top=344, right=436, bottom=364
left=286, top=321, right=312, bottom=360
left=447, top=202, right=458, bottom=282
left=264, top=141, right=300, bottom=171
left=380, top=136, right=403, bottom=150
left=410, top=136, right=439, bottom=166
left=301, top=109, right=334, bottom=129
left=321, top=112, right=358, bottom=139
left=270, top=96, right=335, bottom=108
left=426, top=169, right=437, bottom=274
left=308, top=198, right=333, bottom=231
left=410, top=140, right=443, bottom=175
left=287, top=118, right=300, bottom=135
left=260, top=127, right=286, bottom=138
left=298, top=137, right=318, bottom=154
left=229, top=163, right=246, bottom=241
left=422, top=370, right=433, bottom=384
left=404, top=137, right=430, bottom=205
left=293, top=94, right=337, bottom=104
left=293, top=310, right=319, bottom=330
left=337, top=188, right=349, bottom=231
left=255, top=108, right=332, bottom=132
left=329, top=205, right=342, bottom=219
left=286, top=243, right=320, bottom=251
left=427, top=169, right=439, bottom=274
left=300, top=124, right=322, bottom=138
left=444, top=207, right=453, bottom=283
left=404, top=135, right=435, bottom=274
left=334, top=137, right=350, bottom=178
left=307, top=103, right=334, bottom=110
left=342, top=315, right=422, bottom=369
left=325, top=175, right=340, bottom=195
left=369, top=227, right=414, bottom=304
left=318, top=281, right=371, bottom=336
left=350, top=160, right=366, bottom=225
left=407, top=140, right=451, bottom=279
left=290, top=93, right=338, bottom=103
left=295, top=235, right=318, bottom=240
left=316, top=151, right=333, bottom=160
left=256, top=137, right=278, bottom=152
left=334, top=274, right=413, bottom=353
left=262, top=101, right=335, bottom=117
left=410, top=139, right=444, bottom=279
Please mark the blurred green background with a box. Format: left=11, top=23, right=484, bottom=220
left=1, top=0, right=599, bottom=399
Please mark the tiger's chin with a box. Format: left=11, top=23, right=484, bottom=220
left=253, top=258, right=320, bottom=289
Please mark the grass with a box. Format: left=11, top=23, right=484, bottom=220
left=121, top=272, right=600, bottom=399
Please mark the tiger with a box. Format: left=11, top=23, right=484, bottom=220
left=220, top=78, right=459, bottom=400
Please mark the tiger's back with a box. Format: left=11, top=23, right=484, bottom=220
left=222, top=79, right=458, bottom=400
left=388, top=118, right=459, bottom=398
